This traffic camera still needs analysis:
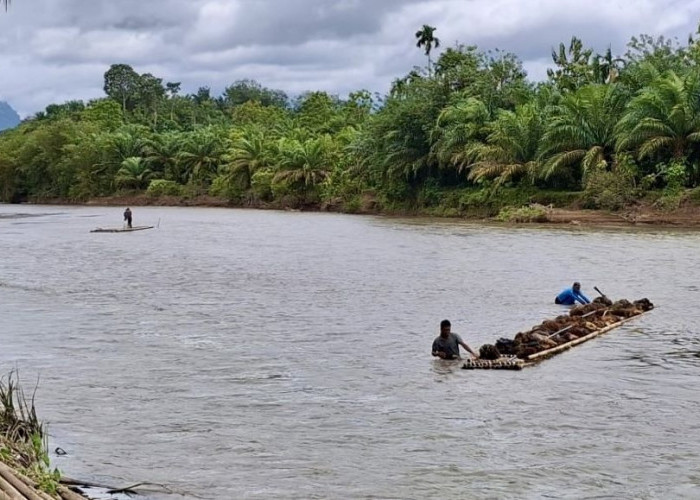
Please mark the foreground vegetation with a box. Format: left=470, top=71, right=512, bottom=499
left=0, top=372, right=61, bottom=496
left=4, top=26, right=700, bottom=217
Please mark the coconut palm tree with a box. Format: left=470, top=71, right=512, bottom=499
left=616, top=71, right=700, bottom=171
left=468, top=103, right=544, bottom=186
left=415, top=25, right=440, bottom=74
left=430, top=97, right=490, bottom=172
left=538, top=84, right=626, bottom=184
left=115, top=157, right=154, bottom=189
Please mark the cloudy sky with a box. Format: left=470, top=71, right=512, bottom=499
left=1, top=0, right=699, bottom=116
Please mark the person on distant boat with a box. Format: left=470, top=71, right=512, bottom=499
left=123, top=207, right=132, bottom=228
left=555, top=282, right=590, bottom=305
left=431, top=319, right=478, bottom=360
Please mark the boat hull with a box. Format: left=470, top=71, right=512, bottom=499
left=90, top=226, right=154, bottom=233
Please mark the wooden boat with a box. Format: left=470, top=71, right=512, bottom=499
left=462, top=306, right=651, bottom=371
left=90, top=225, right=154, bottom=233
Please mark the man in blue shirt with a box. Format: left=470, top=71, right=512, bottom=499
left=555, top=282, right=590, bottom=305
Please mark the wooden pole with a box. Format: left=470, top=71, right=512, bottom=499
left=526, top=312, right=648, bottom=361
left=57, top=485, right=88, bottom=500
left=0, top=466, right=45, bottom=500
left=0, top=473, right=25, bottom=500
left=0, top=463, right=60, bottom=500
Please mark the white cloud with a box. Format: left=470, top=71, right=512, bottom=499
left=0, top=0, right=699, bottom=116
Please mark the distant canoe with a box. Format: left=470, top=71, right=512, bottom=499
left=90, top=225, right=154, bottom=233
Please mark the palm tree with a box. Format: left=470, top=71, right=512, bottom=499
left=222, top=127, right=270, bottom=190
left=108, top=125, right=151, bottom=161
left=467, top=103, right=544, bottom=186
left=430, top=97, right=490, bottom=172
left=415, top=25, right=440, bottom=74
left=538, top=84, right=626, bottom=185
left=115, top=157, right=154, bottom=189
left=144, top=132, right=184, bottom=183
left=176, top=128, right=226, bottom=185
left=273, top=136, right=333, bottom=200
left=616, top=71, right=700, bottom=174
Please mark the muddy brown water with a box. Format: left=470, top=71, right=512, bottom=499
left=1, top=204, right=699, bottom=499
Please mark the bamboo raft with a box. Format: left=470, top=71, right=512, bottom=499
left=0, top=462, right=86, bottom=500
left=462, top=303, right=652, bottom=371
left=90, top=225, right=154, bottom=233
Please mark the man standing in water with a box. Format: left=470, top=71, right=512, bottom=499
left=123, top=207, right=132, bottom=228
left=431, top=320, right=478, bottom=360
left=555, top=281, right=590, bottom=305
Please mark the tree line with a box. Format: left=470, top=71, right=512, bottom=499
left=3, top=25, right=700, bottom=214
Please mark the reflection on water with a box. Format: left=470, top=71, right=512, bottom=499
left=1, top=204, right=700, bottom=499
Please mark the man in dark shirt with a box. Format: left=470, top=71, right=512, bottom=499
left=431, top=319, right=478, bottom=360
left=123, top=207, right=133, bottom=228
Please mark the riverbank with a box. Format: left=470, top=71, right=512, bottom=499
left=25, top=192, right=700, bottom=228
left=0, top=373, right=87, bottom=500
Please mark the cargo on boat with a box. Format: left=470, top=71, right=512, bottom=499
left=463, top=297, right=654, bottom=370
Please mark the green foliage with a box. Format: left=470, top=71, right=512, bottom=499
left=496, top=204, right=549, bottom=222
left=538, top=84, right=626, bottom=185
left=415, top=24, right=440, bottom=73
left=5, top=25, right=700, bottom=215
left=582, top=155, right=639, bottom=210
left=209, top=175, right=242, bottom=201
left=223, top=79, right=288, bottom=109
left=147, top=179, right=183, bottom=197
left=616, top=71, right=700, bottom=183
left=655, top=160, right=687, bottom=210
left=0, top=372, right=61, bottom=494
left=115, top=157, right=154, bottom=189
left=250, top=168, right=275, bottom=201
left=467, top=102, right=543, bottom=186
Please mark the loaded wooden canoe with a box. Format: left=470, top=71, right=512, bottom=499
left=90, top=225, right=154, bottom=233
left=462, top=309, right=650, bottom=370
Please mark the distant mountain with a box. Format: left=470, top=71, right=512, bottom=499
left=0, top=101, right=20, bottom=131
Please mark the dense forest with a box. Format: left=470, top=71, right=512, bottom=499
left=3, top=25, right=700, bottom=217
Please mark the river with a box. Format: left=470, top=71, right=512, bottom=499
left=1, top=205, right=699, bottom=499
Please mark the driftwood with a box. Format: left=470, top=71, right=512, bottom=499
left=61, top=476, right=201, bottom=498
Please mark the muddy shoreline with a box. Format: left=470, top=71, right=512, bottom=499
left=11, top=194, right=700, bottom=228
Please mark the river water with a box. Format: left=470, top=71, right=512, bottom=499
left=1, top=204, right=699, bottom=499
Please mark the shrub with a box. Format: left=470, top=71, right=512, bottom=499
left=250, top=168, right=274, bottom=201
left=654, top=161, right=686, bottom=211
left=496, top=204, right=549, bottom=222
left=209, top=176, right=243, bottom=201
left=582, top=155, right=638, bottom=210
left=146, top=179, right=183, bottom=197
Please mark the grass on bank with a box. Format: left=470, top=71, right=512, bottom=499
left=0, top=372, right=61, bottom=496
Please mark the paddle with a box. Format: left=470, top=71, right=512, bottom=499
left=594, top=286, right=606, bottom=298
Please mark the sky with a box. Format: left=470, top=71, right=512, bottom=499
left=1, top=0, right=699, bottom=117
